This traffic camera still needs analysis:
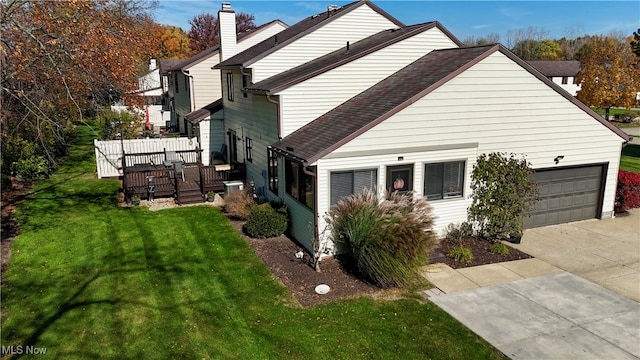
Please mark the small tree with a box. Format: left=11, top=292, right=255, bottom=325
left=576, top=35, right=640, bottom=120
left=468, top=153, right=539, bottom=240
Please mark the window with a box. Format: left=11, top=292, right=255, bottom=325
left=242, top=74, right=250, bottom=98
left=268, top=148, right=278, bottom=195
left=330, top=169, right=377, bottom=205
left=561, top=76, right=568, bottom=84
left=184, top=76, right=189, bottom=94
left=424, top=161, right=465, bottom=200
left=572, top=77, right=577, bottom=84
left=245, top=138, right=253, bottom=162
left=226, top=73, right=234, bottom=101
left=387, top=165, right=413, bottom=194
left=285, top=159, right=314, bottom=209
left=174, top=73, right=179, bottom=93
left=227, top=129, right=237, bottom=162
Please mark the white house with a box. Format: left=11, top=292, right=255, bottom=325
left=527, top=60, right=581, bottom=96
left=272, top=44, right=629, bottom=251
left=210, top=1, right=629, bottom=253
left=163, top=18, right=287, bottom=165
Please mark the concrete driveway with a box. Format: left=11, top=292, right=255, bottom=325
left=424, top=209, right=640, bottom=359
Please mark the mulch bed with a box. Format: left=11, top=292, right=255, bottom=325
left=432, top=237, right=533, bottom=269
left=228, top=219, right=380, bottom=307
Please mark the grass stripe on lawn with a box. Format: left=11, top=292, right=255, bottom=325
left=1, top=124, right=507, bottom=359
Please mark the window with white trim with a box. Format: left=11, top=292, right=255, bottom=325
left=330, top=169, right=377, bottom=205
left=424, top=161, right=465, bottom=200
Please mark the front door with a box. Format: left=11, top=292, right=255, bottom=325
left=387, top=165, right=413, bottom=194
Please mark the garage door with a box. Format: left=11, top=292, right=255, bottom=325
left=525, top=165, right=604, bottom=228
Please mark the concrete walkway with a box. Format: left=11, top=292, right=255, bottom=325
left=422, top=209, right=640, bottom=359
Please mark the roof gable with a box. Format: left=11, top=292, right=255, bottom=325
left=246, top=21, right=461, bottom=95
left=273, top=44, right=629, bottom=163
left=216, top=0, right=404, bottom=69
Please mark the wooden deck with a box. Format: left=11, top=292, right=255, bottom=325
left=121, top=149, right=245, bottom=204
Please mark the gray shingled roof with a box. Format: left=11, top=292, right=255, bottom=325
left=215, top=0, right=404, bottom=69
left=185, top=99, right=223, bottom=123
left=246, top=21, right=461, bottom=95
left=272, top=45, right=629, bottom=163
left=160, top=59, right=184, bottom=75
left=527, top=60, right=581, bottom=77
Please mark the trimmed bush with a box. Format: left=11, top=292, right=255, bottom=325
left=244, top=203, right=288, bottom=238
left=325, top=189, right=438, bottom=288
left=447, top=246, right=474, bottom=264
left=615, top=170, right=640, bottom=213
left=223, top=188, right=256, bottom=220
left=468, top=152, right=538, bottom=240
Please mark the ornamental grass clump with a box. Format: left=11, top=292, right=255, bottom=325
left=325, top=189, right=438, bottom=288
left=223, top=188, right=256, bottom=220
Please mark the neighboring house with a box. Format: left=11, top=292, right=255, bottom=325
left=271, top=44, right=629, bottom=251
left=163, top=19, right=288, bottom=165
left=112, top=59, right=169, bottom=130
left=527, top=60, right=581, bottom=96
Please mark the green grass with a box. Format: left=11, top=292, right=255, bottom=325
left=591, top=107, right=639, bottom=117
left=1, top=125, right=507, bottom=359
left=621, top=144, right=640, bottom=173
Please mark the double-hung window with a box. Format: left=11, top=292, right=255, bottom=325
left=268, top=148, right=278, bottom=195
left=330, top=169, right=377, bottom=205
left=424, top=161, right=465, bottom=200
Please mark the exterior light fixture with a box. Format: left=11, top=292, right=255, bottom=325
left=554, top=155, right=564, bottom=164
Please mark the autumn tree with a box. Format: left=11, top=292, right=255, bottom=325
left=157, top=25, right=192, bottom=59
left=1, top=0, right=158, bottom=180
left=576, top=35, right=640, bottom=120
left=187, top=12, right=256, bottom=53
left=631, top=29, right=640, bottom=56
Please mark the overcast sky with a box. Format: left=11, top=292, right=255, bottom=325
left=153, top=0, right=640, bottom=42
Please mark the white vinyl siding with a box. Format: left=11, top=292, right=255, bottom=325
left=315, top=146, right=478, bottom=240
left=250, top=4, right=399, bottom=82
left=329, top=52, right=623, bottom=226
left=278, top=27, right=459, bottom=136
left=222, top=69, right=280, bottom=192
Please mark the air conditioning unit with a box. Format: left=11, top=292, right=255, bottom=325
left=223, top=180, right=244, bottom=196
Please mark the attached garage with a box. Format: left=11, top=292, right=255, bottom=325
left=525, top=164, right=606, bottom=228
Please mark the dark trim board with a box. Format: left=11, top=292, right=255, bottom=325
left=525, top=163, right=608, bottom=228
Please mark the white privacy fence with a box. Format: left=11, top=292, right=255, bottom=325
left=94, top=137, right=200, bottom=178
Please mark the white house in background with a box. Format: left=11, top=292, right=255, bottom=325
left=527, top=60, right=582, bottom=96
left=111, top=59, right=170, bottom=130
left=162, top=19, right=287, bottom=165
left=272, top=44, right=629, bottom=251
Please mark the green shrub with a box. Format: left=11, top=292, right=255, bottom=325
left=223, top=188, right=256, bottom=220
left=325, top=189, right=438, bottom=288
left=444, top=222, right=474, bottom=241
left=244, top=203, right=288, bottom=238
left=489, top=242, right=510, bottom=256
left=447, top=246, right=474, bottom=264
left=468, top=152, right=539, bottom=240
left=96, top=109, right=142, bottom=140
left=10, top=155, right=50, bottom=180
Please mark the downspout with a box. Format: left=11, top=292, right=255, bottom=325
left=266, top=95, right=282, bottom=140
left=182, top=70, right=197, bottom=140
left=303, top=161, right=320, bottom=271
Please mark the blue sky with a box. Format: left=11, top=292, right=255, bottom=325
left=153, top=1, right=639, bottom=43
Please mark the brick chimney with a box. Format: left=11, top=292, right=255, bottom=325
left=218, top=2, right=237, bottom=62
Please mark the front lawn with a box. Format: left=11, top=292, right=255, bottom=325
left=621, top=144, right=640, bottom=173
left=1, top=125, right=507, bottom=359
